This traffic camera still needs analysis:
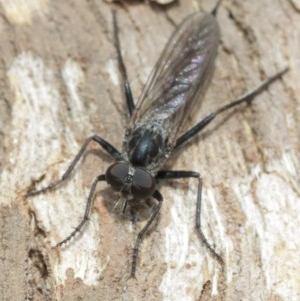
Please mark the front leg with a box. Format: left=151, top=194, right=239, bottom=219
left=131, top=190, right=163, bottom=277
left=156, top=170, right=224, bottom=265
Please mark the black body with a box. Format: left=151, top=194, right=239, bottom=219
left=27, top=9, right=288, bottom=277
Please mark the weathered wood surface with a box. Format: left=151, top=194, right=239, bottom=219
left=0, top=0, right=299, bottom=300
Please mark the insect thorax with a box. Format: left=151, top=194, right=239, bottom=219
left=123, top=122, right=172, bottom=173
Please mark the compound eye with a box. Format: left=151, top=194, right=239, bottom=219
left=106, top=163, right=129, bottom=192
left=131, top=168, right=156, bottom=199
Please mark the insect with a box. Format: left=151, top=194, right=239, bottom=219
left=27, top=9, right=288, bottom=276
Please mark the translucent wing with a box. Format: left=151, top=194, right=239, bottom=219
left=130, top=13, right=220, bottom=146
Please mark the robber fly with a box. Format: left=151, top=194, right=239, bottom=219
left=27, top=8, right=288, bottom=276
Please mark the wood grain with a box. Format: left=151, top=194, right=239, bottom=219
left=0, top=0, right=299, bottom=300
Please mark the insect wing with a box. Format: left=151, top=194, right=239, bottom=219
left=131, top=13, right=220, bottom=146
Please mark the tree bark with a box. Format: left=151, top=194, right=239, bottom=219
left=0, top=0, right=299, bottom=300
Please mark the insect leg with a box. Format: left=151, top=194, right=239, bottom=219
left=27, top=135, right=121, bottom=197
left=131, top=190, right=163, bottom=277
left=175, top=67, right=288, bottom=148
left=112, top=11, right=135, bottom=116
left=156, top=170, right=224, bottom=265
left=211, top=0, right=222, bottom=16
left=56, top=174, right=106, bottom=247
